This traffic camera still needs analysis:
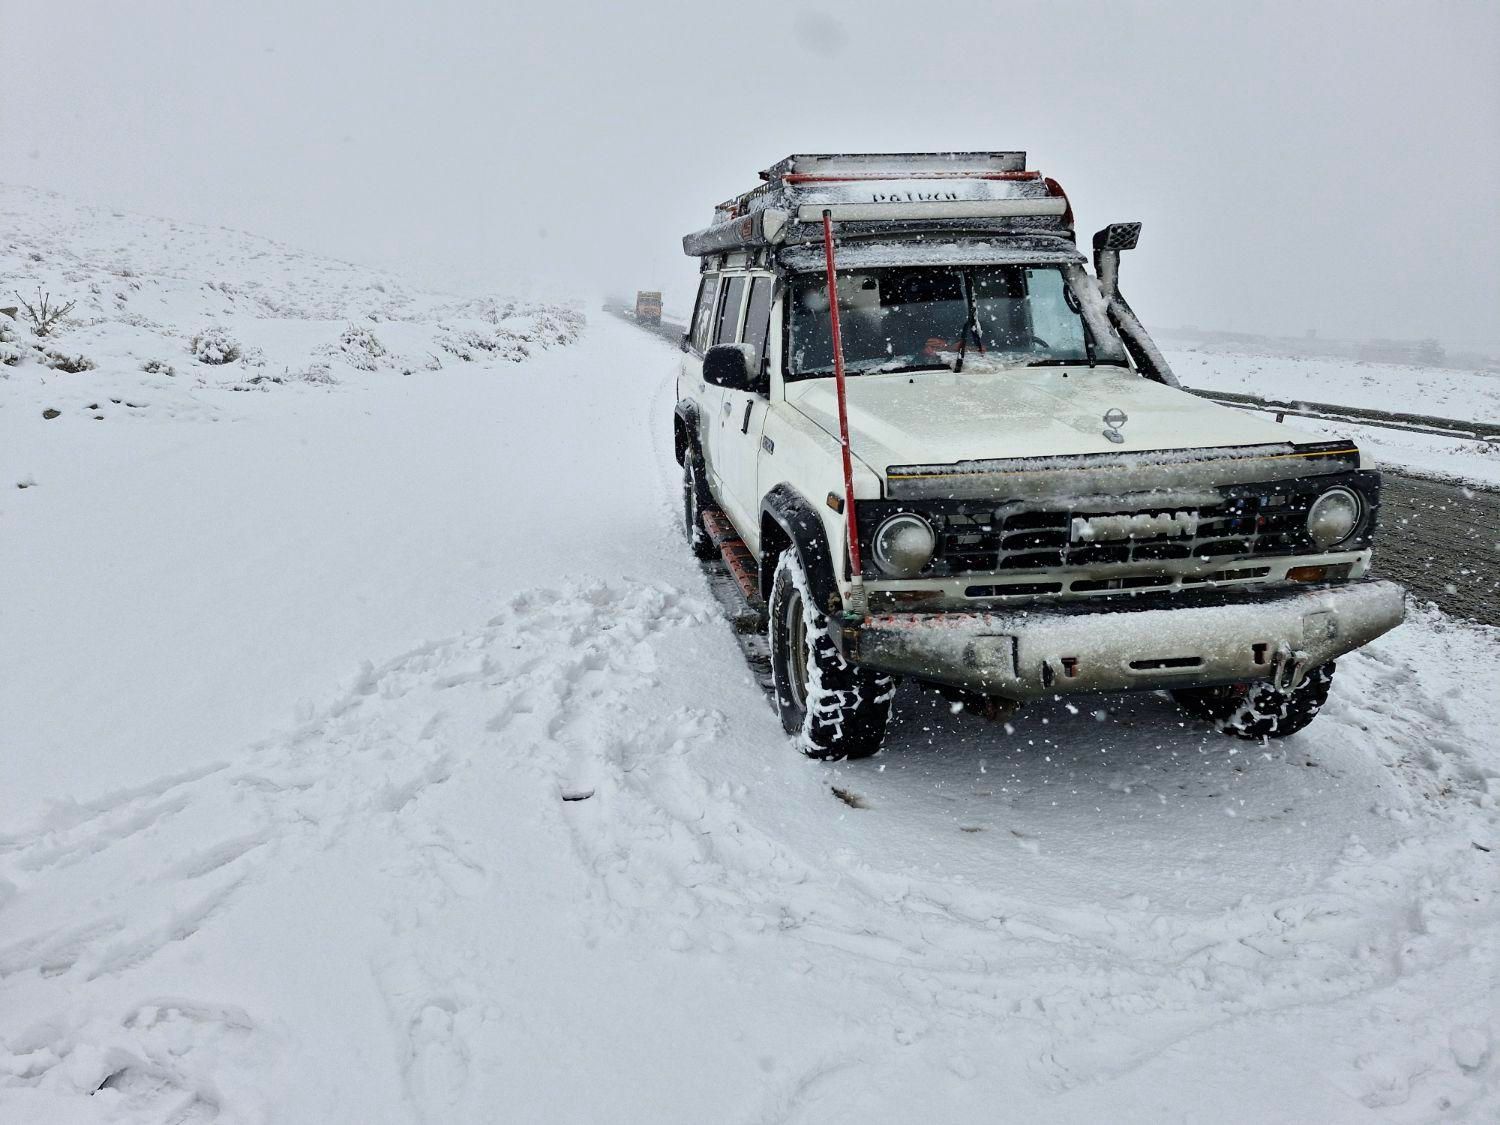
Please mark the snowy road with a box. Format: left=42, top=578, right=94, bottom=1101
left=4, top=314, right=1499, bottom=1123
left=1378, top=474, right=1500, bottom=625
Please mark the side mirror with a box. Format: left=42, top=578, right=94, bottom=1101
left=703, top=343, right=753, bottom=390
left=1092, top=222, right=1141, bottom=302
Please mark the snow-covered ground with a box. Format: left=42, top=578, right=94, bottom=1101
left=3, top=191, right=1498, bottom=1123
left=1165, top=348, right=1500, bottom=423
left=1167, top=348, right=1500, bottom=488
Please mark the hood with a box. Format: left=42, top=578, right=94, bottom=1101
left=785, top=365, right=1326, bottom=476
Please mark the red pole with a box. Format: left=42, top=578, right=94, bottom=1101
left=821, top=210, right=865, bottom=609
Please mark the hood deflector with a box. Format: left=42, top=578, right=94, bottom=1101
left=885, top=442, right=1361, bottom=501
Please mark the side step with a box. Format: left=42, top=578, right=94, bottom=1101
left=701, top=510, right=762, bottom=607
left=696, top=508, right=774, bottom=699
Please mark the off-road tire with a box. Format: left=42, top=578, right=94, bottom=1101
left=1171, top=661, right=1336, bottom=740
left=768, top=548, right=894, bottom=760
left=682, top=452, right=716, bottom=560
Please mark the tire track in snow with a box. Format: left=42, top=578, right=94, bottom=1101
left=0, top=578, right=717, bottom=1121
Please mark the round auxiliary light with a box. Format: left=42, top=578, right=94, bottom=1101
left=872, top=513, right=937, bottom=578
left=1306, top=487, right=1362, bottom=550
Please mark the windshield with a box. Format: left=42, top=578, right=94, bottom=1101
left=787, top=264, right=1127, bottom=379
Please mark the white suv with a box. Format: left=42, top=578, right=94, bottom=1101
left=674, top=153, right=1404, bottom=759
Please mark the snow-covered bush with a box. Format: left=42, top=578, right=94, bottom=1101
left=533, top=306, right=585, bottom=348
left=0, top=320, right=23, bottom=367
left=142, top=358, right=177, bottom=377
left=15, top=287, right=75, bottom=337
left=399, top=353, right=444, bottom=376
left=42, top=350, right=95, bottom=373
left=321, top=323, right=386, bottom=371
left=436, top=296, right=516, bottom=324
left=224, top=362, right=338, bottom=391
left=189, top=326, right=242, bottom=365
left=295, top=362, right=338, bottom=385
left=437, top=327, right=530, bottom=364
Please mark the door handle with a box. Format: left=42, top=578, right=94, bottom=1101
left=741, top=400, right=754, bottom=434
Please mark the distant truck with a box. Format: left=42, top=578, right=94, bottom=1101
left=674, top=151, right=1405, bottom=759
left=635, top=291, right=663, bottom=325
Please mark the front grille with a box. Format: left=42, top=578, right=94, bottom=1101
left=946, top=492, right=1310, bottom=571
left=860, top=471, right=1380, bottom=580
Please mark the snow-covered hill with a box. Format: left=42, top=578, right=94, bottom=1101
left=0, top=183, right=582, bottom=419
left=2, top=190, right=1498, bottom=1124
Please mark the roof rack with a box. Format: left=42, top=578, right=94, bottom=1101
left=758, top=152, right=1027, bottom=181
left=684, top=152, right=1074, bottom=258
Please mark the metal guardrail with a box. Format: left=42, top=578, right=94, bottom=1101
left=1188, top=388, right=1500, bottom=443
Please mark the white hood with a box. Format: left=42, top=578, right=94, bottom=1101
left=785, top=365, right=1323, bottom=475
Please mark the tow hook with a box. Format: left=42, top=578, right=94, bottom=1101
left=1270, top=644, right=1311, bottom=692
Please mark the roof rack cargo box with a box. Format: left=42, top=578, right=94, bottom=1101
left=683, top=151, right=1074, bottom=259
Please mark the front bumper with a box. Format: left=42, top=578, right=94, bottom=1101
left=837, top=580, right=1406, bottom=699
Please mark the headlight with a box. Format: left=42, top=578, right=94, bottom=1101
left=872, top=513, right=936, bottom=577
left=1306, top=487, right=1362, bottom=549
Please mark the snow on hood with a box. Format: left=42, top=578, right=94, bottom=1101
left=785, top=365, right=1333, bottom=478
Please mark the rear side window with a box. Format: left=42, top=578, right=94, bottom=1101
left=690, top=275, right=719, bottom=353
left=714, top=276, right=747, bottom=345
left=742, top=276, right=774, bottom=382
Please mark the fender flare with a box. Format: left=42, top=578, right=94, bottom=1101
left=760, top=484, right=839, bottom=610
left=673, top=399, right=702, bottom=465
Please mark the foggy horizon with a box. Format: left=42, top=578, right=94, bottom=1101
left=4, top=0, right=1497, bottom=350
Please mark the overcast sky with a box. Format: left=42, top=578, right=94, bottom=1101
left=4, top=0, right=1497, bottom=349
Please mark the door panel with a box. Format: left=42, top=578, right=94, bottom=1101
left=682, top=274, right=722, bottom=508
left=717, top=276, right=775, bottom=548
left=704, top=275, right=747, bottom=505
left=680, top=272, right=719, bottom=402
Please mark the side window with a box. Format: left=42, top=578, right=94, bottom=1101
left=742, top=276, right=774, bottom=385
left=713, top=276, right=747, bottom=346
left=690, top=274, right=719, bottom=353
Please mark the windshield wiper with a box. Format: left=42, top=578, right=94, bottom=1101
left=797, top=360, right=951, bottom=379
left=846, top=361, right=954, bottom=376
left=953, top=273, right=981, bottom=373
left=883, top=362, right=954, bottom=375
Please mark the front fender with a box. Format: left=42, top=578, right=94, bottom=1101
left=760, top=484, right=840, bottom=611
